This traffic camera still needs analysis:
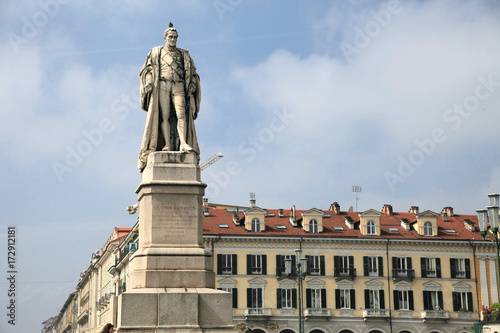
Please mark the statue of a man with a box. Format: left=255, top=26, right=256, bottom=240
left=138, top=23, right=201, bottom=171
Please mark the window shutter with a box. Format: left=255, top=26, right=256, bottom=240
left=277, top=288, right=282, bottom=309
left=364, top=290, right=369, bottom=309
left=438, top=291, right=443, bottom=311
left=392, top=257, right=397, bottom=270
left=450, top=258, right=456, bottom=278
left=217, top=254, right=222, bottom=275
left=276, top=255, right=283, bottom=276
left=334, top=256, right=339, bottom=270
left=232, top=254, right=237, bottom=275
left=379, top=290, right=385, bottom=309
left=407, top=257, right=412, bottom=269
left=292, top=255, right=297, bottom=269
left=363, top=257, right=369, bottom=276
left=306, top=289, right=312, bottom=308
left=408, top=291, right=414, bottom=311
left=465, top=259, right=471, bottom=279
left=306, top=256, right=311, bottom=275
left=393, top=290, right=399, bottom=310
left=247, top=255, right=252, bottom=275
left=467, top=292, right=473, bottom=312
left=350, top=289, right=355, bottom=309
left=262, top=255, right=267, bottom=275
left=247, top=288, right=252, bottom=308
left=378, top=257, right=384, bottom=277
left=423, top=291, right=430, bottom=310
left=320, top=255, right=325, bottom=276
left=321, top=289, right=327, bottom=308
left=292, top=288, right=297, bottom=308
left=421, top=258, right=426, bottom=278
left=335, top=289, right=341, bottom=309
left=349, top=256, right=354, bottom=269
left=436, top=258, right=441, bottom=278
left=452, top=292, right=459, bottom=311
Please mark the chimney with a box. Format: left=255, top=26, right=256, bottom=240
left=382, top=204, right=393, bottom=216
left=203, top=198, right=208, bottom=207
left=203, top=207, right=209, bottom=217
left=232, top=211, right=240, bottom=225
left=446, top=206, right=454, bottom=217
left=289, top=205, right=297, bottom=226
left=330, top=202, right=341, bottom=215
left=278, top=209, right=284, bottom=218
left=409, top=206, right=419, bottom=214
left=249, top=192, right=256, bottom=208
left=400, top=218, right=410, bottom=231
left=344, top=216, right=355, bottom=230
left=442, top=211, right=448, bottom=222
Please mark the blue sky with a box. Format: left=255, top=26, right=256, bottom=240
left=1, top=0, right=500, bottom=332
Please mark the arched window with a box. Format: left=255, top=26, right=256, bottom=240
left=424, top=222, right=433, bottom=236
left=310, top=219, right=319, bottom=233
left=367, top=220, right=376, bottom=235
left=251, top=218, right=261, bottom=232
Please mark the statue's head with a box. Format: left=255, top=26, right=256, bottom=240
left=164, top=22, right=178, bottom=40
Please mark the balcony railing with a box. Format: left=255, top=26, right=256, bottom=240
left=334, top=268, right=357, bottom=279
left=421, top=310, right=449, bottom=319
left=245, top=308, right=272, bottom=316
left=276, top=266, right=298, bottom=277
left=363, top=309, right=390, bottom=318
left=304, top=308, right=331, bottom=317
left=392, top=269, right=415, bottom=280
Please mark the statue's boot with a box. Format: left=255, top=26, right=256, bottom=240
left=161, top=120, right=171, bottom=151
left=178, top=117, right=193, bottom=152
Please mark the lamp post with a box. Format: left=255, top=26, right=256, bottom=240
left=285, top=249, right=308, bottom=333
left=477, top=193, right=500, bottom=299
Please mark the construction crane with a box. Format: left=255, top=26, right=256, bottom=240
left=126, top=153, right=223, bottom=214
left=200, top=153, right=223, bottom=171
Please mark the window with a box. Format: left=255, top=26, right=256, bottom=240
left=310, top=219, right=319, bottom=233
left=247, top=288, right=263, bottom=308
left=251, top=218, right=261, bottom=232
left=424, top=222, right=433, bottom=236
left=217, top=254, right=237, bottom=275
left=393, top=257, right=413, bottom=278
left=423, top=291, right=443, bottom=310
left=335, top=289, right=355, bottom=309
left=277, top=288, right=297, bottom=309
left=220, top=287, right=238, bottom=308
left=276, top=254, right=295, bottom=276
left=306, top=288, right=326, bottom=309
left=334, top=255, right=354, bottom=277
left=276, top=224, right=287, bottom=229
left=307, top=255, right=325, bottom=276
left=450, top=258, right=470, bottom=279
left=365, top=290, right=385, bottom=309
left=218, top=224, right=229, bottom=228
left=421, top=257, right=441, bottom=278
left=452, top=292, right=473, bottom=312
left=364, top=256, right=383, bottom=277
left=393, top=290, right=414, bottom=310
left=367, top=220, right=376, bottom=235
left=247, top=254, right=267, bottom=275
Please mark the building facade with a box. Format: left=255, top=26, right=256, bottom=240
left=46, top=203, right=500, bottom=333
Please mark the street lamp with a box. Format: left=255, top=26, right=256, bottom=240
left=284, top=249, right=308, bottom=333
left=477, top=193, right=500, bottom=299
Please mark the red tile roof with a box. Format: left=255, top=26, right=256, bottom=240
left=202, top=207, right=484, bottom=241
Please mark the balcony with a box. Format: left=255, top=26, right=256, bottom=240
left=363, top=309, right=390, bottom=318
left=304, top=308, right=331, bottom=317
left=392, top=269, right=415, bottom=281
left=245, top=308, right=272, bottom=317
left=421, top=310, right=449, bottom=320
left=334, top=268, right=356, bottom=280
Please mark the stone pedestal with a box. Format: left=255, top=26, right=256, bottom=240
left=117, top=152, right=235, bottom=333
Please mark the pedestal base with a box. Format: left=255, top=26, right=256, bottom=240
left=117, top=288, right=235, bottom=333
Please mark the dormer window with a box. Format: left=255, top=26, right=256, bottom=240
left=251, top=218, right=261, bottom=232
left=367, top=221, right=376, bottom=235
left=424, top=222, right=433, bottom=236
left=301, top=208, right=324, bottom=233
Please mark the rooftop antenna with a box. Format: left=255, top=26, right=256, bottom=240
left=352, top=185, right=362, bottom=212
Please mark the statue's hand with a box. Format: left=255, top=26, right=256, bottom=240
left=188, top=83, right=196, bottom=94
left=145, top=82, right=153, bottom=93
